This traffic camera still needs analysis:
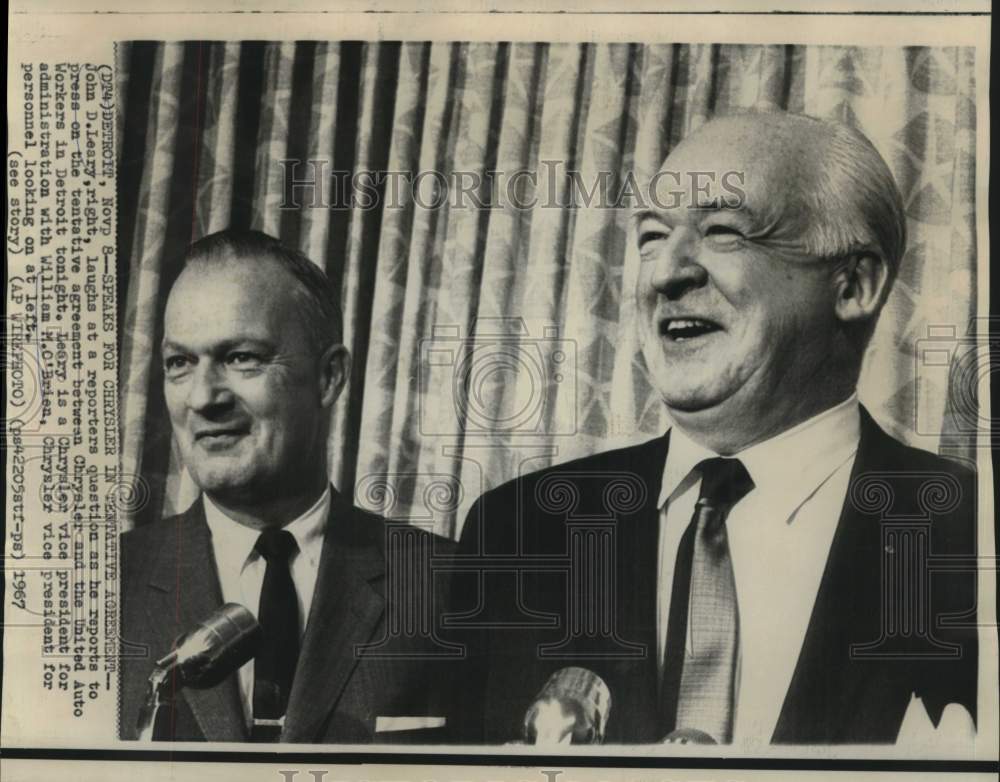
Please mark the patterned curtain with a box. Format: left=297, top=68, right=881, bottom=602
left=116, top=42, right=979, bottom=537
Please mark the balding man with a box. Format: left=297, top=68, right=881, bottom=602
left=120, top=230, right=454, bottom=743
left=450, top=112, right=977, bottom=746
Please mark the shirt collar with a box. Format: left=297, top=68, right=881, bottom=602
left=203, top=486, right=331, bottom=574
left=659, top=394, right=861, bottom=520
left=659, top=422, right=718, bottom=509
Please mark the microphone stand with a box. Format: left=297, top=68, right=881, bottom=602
left=132, top=604, right=261, bottom=741
left=135, top=652, right=180, bottom=741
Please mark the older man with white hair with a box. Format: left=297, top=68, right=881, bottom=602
left=451, top=111, right=978, bottom=747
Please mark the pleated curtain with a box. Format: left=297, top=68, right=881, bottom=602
left=116, top=42, right=979, bottom=536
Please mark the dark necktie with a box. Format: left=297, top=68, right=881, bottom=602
left=252, top=528, right=300, bottom=741
left=664, top=457, right=754, bottom=744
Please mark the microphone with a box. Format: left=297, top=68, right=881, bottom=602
left=155, top=602, right=262, bottom=688
left=522, top=667, right=611, bottom=745
left=136, top=603, right=262, bottom=740
left=662, top=727, right=718, bottom=744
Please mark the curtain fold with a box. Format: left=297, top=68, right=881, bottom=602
left=116, top=41, right=979, bottom=537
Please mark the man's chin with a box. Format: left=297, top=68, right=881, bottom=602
left=189, top=468, right=257, bottom=501
left=658, top=386, right=727, bottom=415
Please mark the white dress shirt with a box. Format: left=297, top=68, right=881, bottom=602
left=203, top=486, right=331, bottom=725
left=655, top=394, right=977, bottom=748
left=657, top=394, right=861, bottom=748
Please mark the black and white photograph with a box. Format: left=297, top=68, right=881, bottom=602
left=3, top=3, right=996, bottom=780
left=111, top=35, right=989, bottom=748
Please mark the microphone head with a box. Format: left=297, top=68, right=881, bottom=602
left=663, top=727, right=718, bottom=745
left=523, top=667, right=611, bottom=745
left=162, top=603, right=262, bottom=689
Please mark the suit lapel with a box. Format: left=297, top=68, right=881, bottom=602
left=772, top=408, right=896, bottom=743
left=282, top=492, right=386, bottom=742
left=606, top=433, right=671, bottom=743
left=145, top=500, right=247, bottom=741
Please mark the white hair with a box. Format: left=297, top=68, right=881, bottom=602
left=794, top=115, right=907, bottom=278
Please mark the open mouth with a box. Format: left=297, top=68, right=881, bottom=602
left=659, top=317, right=723, bottom=342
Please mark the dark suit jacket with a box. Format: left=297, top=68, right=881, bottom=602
left=449, top=408, right=978, bottom=744
left=120, top=489, right=457, bottom=743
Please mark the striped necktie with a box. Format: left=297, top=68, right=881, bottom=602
left=669, top=457, right=754, bottom=743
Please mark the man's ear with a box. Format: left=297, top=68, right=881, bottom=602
left=317, top=343, right=351, bottom=408
left=833, top=251, right=892, bottom=325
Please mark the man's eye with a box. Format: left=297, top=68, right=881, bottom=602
left=164, top=355, right=191, bottom=372
left=704, top=224, right=745, bottom=244
left=638, top=229, right=671, bottom=249
left=226, top=352, right=262, bottom=368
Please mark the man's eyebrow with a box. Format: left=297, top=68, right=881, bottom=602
left=160, top=337, right=274, bottom=354
left=690, top=198, right=754, bottom=217
left=632, top=208, right=675, bottom=227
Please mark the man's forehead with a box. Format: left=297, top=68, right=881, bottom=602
left=634, top=199, right=757, bottom=226
left=164, top=259, right=301, bottom=340
left=667, top=145, right=754, bottom=181
left=686, top=112, right=819, bottom=149
left=171, top=255, right=295, bottom=301
left=645, top=116, right=820, bottom=216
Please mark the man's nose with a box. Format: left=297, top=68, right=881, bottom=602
left=647, top=227, right=708, bottom=299
left=186, top=361, right=233, bottom=413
